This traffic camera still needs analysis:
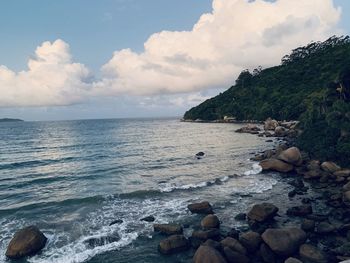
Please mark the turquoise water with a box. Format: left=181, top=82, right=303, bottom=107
left=0, top=118, right=279, bottom=263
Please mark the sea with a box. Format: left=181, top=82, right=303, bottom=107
left=0, top=118, right=293, bottom=263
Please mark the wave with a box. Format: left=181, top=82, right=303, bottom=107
left=243, top=163, right=263, bottom=176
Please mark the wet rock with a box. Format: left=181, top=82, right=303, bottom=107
left=188, top=201, right=213, bottom=214
left=158, top=235, right=190, bottom=255
left=196, top=152, right=205, bottom=157
left=220, top=237, right=247, bottom=255
left=259, top=159, right=294, bottom=173
left=247, top=203, right=279, bottom=222
left=261, top=228, right=307, bottom=256
left=275, top=126, right=287, bottom=137
left=192, top=229, right=221, bottom=241
left=264, top=118, right=279, bottom=131
left=227, top=228, right=240, bottom=239
left=260, top=243, right=277, bottom=263
left=315, top=222, right=336, bottom=234
left=85, top=235, right=120, bottom=248
left=109, top=219, right=123, bottom=226
left=278, top=147, right=303, bottom=166
left=141, top=215, right=155, bottom=222
left=335, top=169, right=350, bottom=178
left=321, top=161, right=341, bottom=173
left=6, top=226, right=47, bottom=259
left=286, top=205, right=312, bottom=217
left=301, top=219, right=315, bottom=232
left=239, top=231, right=262, bottom=252
left=299, top=244, right=328, bottom=263
left=223, top=247, right=250, bottom=263
left=235, top=213, right=246, bottom=221
left=203, top=239, right=222, bottom=251
left=201, top=214, right=220, bottom=229
left=285, top=257, right=302, bottom=263
left=193, top=245, right=227, bottom=263
left=154, top=224, right=183, bottom=235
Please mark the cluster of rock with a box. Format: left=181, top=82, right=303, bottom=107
left=235, top=118, right=300, bottom=138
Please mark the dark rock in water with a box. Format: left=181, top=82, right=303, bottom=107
left=192, top=229, right=221, bottom=241
left=288, top=190, right=297, bottom=198
left=235, top=213, right=247, bottom=221
left=188, top=201, right=213, bottom=214
left=141, top=215, right=155, bottom=222
left=158, top=234, right=190, bottom=255
left=154, top=224, right=183, bottom=235
left=220, top=237, right=247, bottom=255
left=301, top=219, right=315, bottom=232
left=239, top=231, right=262, bottom=252
left=196, top=152, right=205, bottom=157
left=315, top=222, right=336, bottom=234
left=247, top=203, right=279, bottom=222
left=302, top=198, right=312, bottom=204
left=261, top=228, right=307, bottom=256
left=109, top=219, right=123, bottom=226
left=223, top=247, right=250, bottom=263
left=193, top=245, right=227, bottom=263
left=6, top=226, right=47, bottom=259
left=201, top=214, right=220, bottom=229
left=259, top=243, right=277, bottom=263
left=85, top=235, right=120, bottom=248
left=287, top=205, right=313, bottom=217
left=299, top=244, right=328, bottom=263
left=227, top=228, right=240, bottom=239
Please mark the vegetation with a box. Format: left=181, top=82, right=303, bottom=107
left=184, top=36, right=350, bottom=164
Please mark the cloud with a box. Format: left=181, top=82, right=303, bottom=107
left=0, top=0, right=342, bottom=107
left=0, top=39, right=90, bottom=107
left=95, top=0, right=341, bottom=96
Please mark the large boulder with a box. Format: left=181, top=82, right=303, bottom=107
left=239, top=231, right=262, bottom=252
left=188, top=201, right=213, bottom=214
left=154, top=224, right=183, bottom=235
left=264, top=118, right=279, bottom=131
left=193, top=245, right=227, bottom=263
left=223, top=247, right=250, bottom=263
left=262, top=228, right=307, bottom=256
left=158, top=235, right=190, bottom=254
left=274, top=126, right=287, bottom=137
left=259, top=159, right=294, bottom=173
left=201, top=214, right=220, bottom=229
left=321, top=161, right=341, bottom=173
left=192, top=229, right=221, bottom=241
left=299, top=244, right=327, bottom=263
left=335, top=169, right=350, bottom=177
left=220, top=237, right=247, bottom=255
left=278, top=147, right=303, bottom=166
left=247, top=203, right=279, bottom=222
left=6, top=226, right=47, bottom=259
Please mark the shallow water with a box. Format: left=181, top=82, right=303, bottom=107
left=0, top=118, right=284, bottom=263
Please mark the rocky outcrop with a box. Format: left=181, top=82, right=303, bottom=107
left=278, top=147, right=303, bottom=166
left=188, top=201, right=213, bottom=214
left=193, top=245, right=227, bottom=263
left=247, top=203, right=279, bottom=222
left=261, top=228, right=307, bottom=256
left=235, top=124, right=261, bottom=134
left=264, top=118, right=279, bottom=131
left=201, top=214, right=220, bottom=229
left=6, top=226, right=47, bottom=259
left=259, top=159, right=294, bottom=173
left=158, top=235, right=190, bottom=254
left=154, top=224, right=183, bottom=235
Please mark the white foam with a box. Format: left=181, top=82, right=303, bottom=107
left=244, top=163, right=263, bottom=176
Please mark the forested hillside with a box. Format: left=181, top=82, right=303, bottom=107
left=184, top=36, right=350, bottom=164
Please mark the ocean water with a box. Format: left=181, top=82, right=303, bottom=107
left=0, top=118, right=283, bottom=263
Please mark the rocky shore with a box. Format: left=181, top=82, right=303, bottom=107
left=4, top=118, right=350, bottom=262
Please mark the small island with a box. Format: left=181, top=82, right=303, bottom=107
left=0, top=118, right=24, bottom=123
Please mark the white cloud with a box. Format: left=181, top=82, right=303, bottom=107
left=0, top=39, right=90, bottom=107
left=0, top=0, right=342, bottom=107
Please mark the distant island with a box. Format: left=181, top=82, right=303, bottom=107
left=0, top=118, right=24, bottom=122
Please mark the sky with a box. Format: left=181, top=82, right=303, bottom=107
left=0, top=0, right=349, bottom=121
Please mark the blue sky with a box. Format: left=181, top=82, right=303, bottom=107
left=0, top=0, right=349, bottom=121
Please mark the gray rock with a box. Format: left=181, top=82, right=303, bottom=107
left=154, top=224, right=183, bottom=235
left=188, top=201, right=213, bottom=214
left=247, top=203, right=279, bottom=222
left=158, top=235, right=190, bottom=255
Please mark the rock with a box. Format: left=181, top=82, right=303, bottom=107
left=85, top=235, right=120, bottom=248
left=239, top=231, right=262, bottom=252
left=236, top=124, right=261, bottom=134
left=303, top=170, right=323, bottom=180
left=201, top=214, right=220, bottom=229
left=333, top=242, right=350, bottom=256
left=315, top=222, right=336, bottom=234
left=264, top=118, right=279, bottom=131
left=260, top=243, right=277, bottom=263
left=220, top=237, right=246, bottom=255
left=259, top=159, right=294, bottom=173
left=299, top=244, right=328, bottom=263
left=158, top=235, right=190, bottom=255
left=192, top=229, right=221, bottom=241
left=286, top=205, right=313, bottom=217
left=261, top=228, right=307, bottom=256
left=5, top=226, right=47, bottom=259
left=223, top=247, right=250, bottom=263
left=235, top=213, right=246, bottom=221
left=188, top=201, right=213, bottom=214
left=196, top=152, right=205, bottom=157
left=141, top=215, right=155, bottom=222
left=343, top=182, right=350, bottom=191
left=343, top=191, right=350, bottom=207
left=109, top=219, right=123, bottom=226
left=335, top=170, right=350, bottom=178
left=278, top=147, right=303, bottom=166
left=321, top=161, right=341, bottom=173
left=193, top=245, right=227, bottom=263
left=285, top=257, right=302, bottom=263
left=275, top=126, right=287, bottom=137
left=247, top=203, right=279, bottom=222
left=203, top=239, right=222, bottom=251
left=154, top=224, right=183, bottom=235
left=227, top=228, right=240, bottom=239
left=301, top=219, right=315, bottom=232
